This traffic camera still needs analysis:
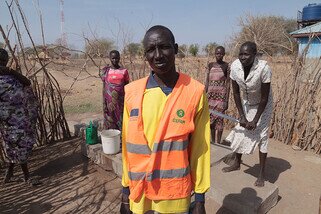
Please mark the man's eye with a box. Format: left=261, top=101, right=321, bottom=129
left=146, top=48, right=155, bottom=53
left=162, top=45, right=171, bottom=49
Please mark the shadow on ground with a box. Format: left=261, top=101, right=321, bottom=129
left=216, top=188, right=262, bottom=214
left=244, top=157, right=292, bottom=183
left=0, top=138, right=122, bottom=214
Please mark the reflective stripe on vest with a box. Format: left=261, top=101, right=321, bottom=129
left=126, top=142, right=151, bottom=154
left=126, top=140, right=189, bottom=154
left=129, top=166, right=190, bottom=181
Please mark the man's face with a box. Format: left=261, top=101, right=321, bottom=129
left=239, top=45, right=256, bottom=68
left=143, top=30, right=178, bottom=75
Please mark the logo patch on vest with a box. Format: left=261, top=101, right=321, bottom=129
left=173, top=109, right=186, bottom=124
left=176, top=109, right=185, bottom=118
left=130, top=108, right=139, bottom=117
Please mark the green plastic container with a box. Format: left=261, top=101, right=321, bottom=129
left=85, top=121, right=98, bottom=145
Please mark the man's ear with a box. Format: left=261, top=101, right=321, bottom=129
left=174, top=43, right=178, bottom=54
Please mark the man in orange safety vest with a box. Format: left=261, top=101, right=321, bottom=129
left=120, top=25, right=211, bottom=214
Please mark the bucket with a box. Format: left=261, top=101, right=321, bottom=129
left=101, top=129, right=121, bottom=154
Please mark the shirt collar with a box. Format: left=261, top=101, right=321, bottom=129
left=251, top=57, right=259, bottom=70
left=146, top=71, right=174, bottom=95
left=146, top=72, right=159, bottom=89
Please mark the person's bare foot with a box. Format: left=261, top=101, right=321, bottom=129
left=222, top=164, right=240, bottom=172
left=254, top=177, right=265, bottom=187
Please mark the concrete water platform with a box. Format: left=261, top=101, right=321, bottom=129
left=81, top=141, right=279, bottom=214
left=208, top=143, right=279, bottom=214
left=81, top=142, right=123, bottom=177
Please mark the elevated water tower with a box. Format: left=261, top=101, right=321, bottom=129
left=297, top=3, right=321, bottom=28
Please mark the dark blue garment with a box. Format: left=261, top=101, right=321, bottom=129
left=146, top=72, right=173, bottom=96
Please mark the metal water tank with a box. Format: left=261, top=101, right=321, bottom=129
left=302, top=3, right=321, bottom=22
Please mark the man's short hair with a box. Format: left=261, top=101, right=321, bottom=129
left=144, top=25, right=175, bottom=44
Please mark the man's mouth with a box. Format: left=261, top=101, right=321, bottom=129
left=155, top=62, right=166, bottom=68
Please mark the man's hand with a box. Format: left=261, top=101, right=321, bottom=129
left=120, top=193, right=132, bottom=214
left=120, top=203, right=132, bottom=214
left=192, top=202, right=206, bottom=214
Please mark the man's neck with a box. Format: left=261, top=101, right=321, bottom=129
left=154, top=71, right=179, bottom=88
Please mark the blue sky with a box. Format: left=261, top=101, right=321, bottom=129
left=0, top=0, right=315, bottom=50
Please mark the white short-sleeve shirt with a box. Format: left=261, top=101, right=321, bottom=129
left=230, top=58, right=272, bottom=105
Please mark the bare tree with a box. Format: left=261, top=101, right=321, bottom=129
left=1, top=0, right=71, bottom=152
left=231, top=14, right=297, bottom=56
left=178, top=44, right=188, bottom=57
left=84, top=38, right=115, bottom=58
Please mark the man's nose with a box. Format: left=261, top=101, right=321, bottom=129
left=155, top=47, right=162, bottom=58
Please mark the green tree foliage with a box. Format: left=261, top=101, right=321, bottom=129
left=124, top=42, right=143, bottom=58
left=85, top=38, right=115, bottom=57
left=204, top=42, right=219, bottom=56
left=232, top=14, right=298, bottom=56
left=189, top=44, right=199, bottom=57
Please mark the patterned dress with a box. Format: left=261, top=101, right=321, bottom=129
left=226, top=58, right=273, bottom=154
left=100, top=67, right=129, bottom=130
left=207, top=63, right=229, bottom=131
left=0, top=71, right=38, bottom=163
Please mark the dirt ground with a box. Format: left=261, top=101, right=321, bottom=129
left=265, top=140, right=321, bottom=214
left=0, top=138, right=122, bottom=214
left=1, top=120, right=320, bottom=214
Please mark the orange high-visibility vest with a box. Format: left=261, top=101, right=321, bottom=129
left=124, top=73, right=204, bottom=201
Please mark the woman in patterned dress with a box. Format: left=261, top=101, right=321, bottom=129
left=205, top=46, right=230, bottom=144
left=0, top=48, right=38, bottom=184
left=100, top=50, right=129, bottom=130
left=222, top=42, right=273, bottom=187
